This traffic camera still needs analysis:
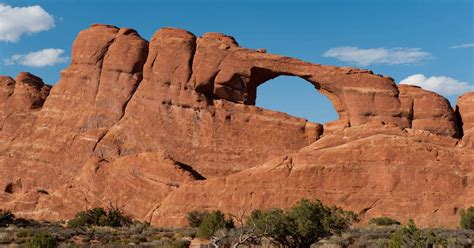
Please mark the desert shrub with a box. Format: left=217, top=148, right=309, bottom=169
left=164, top=238, right=191, bottom=248
left=153, top=238, right=191, bottom=248
left=130, top=234, right=147, bottom=244
left=53, top=228, right=76, bottom=241
left=102, top=205, right=132, bottom=227
left=196, top=210, right=234, bottom=239
left=187, top=210, right=208, bottom=228
left=26, top=231, right=58, bottom=248
left=0, top=209, right=14, bottom=227
left=81, top=236, right=91, bottom=243
left=161, top=231, right=175, bottom=239
left=174, top=227, right=197, bottom=238
left=248, top=199, right=358, bottom=248
left=0, top=231, right=13, bottom=244
left=129, top=221, right=151, bottom=235
left=17, top=228, right=36, bottom=238
left=67, top=206, right=131, bottom=228
left=460, top=206, right=474, bottom=230
left=369, top=217, right=401, bottom=226
left=67, top=207, right=105, bottom=228
left=388, top=219, right=447, bottom=248
left=248, top=208, right=289, bottom=244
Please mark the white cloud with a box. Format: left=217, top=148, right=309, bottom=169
left=4, top=48, right=69, bottom=67
left=322, top=46, right=432, bottom=66
left=400, top=74, right=474, bottom=96
left=0, top=4, right=55, bottom=42
left=450, top=43, right=474, bottom=49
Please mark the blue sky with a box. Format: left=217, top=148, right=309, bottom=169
left=0, top=0, right=473, bottom=123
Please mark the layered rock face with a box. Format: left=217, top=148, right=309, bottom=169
left=457, top=92, right=474, bottom=148
left=398, top=84, right=460, bottom=137
left=0, top=24, right=472, bottom=227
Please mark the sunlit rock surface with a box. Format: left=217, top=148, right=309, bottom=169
left=0, top=24, right=472, bottom=228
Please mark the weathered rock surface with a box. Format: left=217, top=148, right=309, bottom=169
left=0, top=73, right=51, bottom=134
left=457, top=92, right=474, bottom=148
left=152, top=125, right=472, bottom=227
left=399, top=84, right=460, bottom=137
left=30, top=152, right=204, bottom=222
left=93, top=27, right=323, bottom=177
left=0, top=24, right=472, bottom=228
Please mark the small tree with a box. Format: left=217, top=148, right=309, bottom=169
left=187, top=210, right=208, bottom=228
left=248, top=208, right=290, bottom=246
left=197, top=210, right=234, bottom=239
left=67, top=206, right=131, bottom=228
left=0, top=209, right=15, bottom=227
left=460, top=206, right=474, bottom=230
left=101, top=205, right=132, bottom=227
left=248, top=199, right=358, bottom=248
left=210, top=209, right=269, bottom=247
left=388, top=219, right=447, bottom=247
left=67, top=207, right=106, bottom=228
left=369, top=217, right=401, bottom=226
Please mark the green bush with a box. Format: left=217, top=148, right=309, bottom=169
left=164, top=239, right=191, bottom=248
left=186, top=210, right=208, bottom=228
left=17, top=229, right=35, bottom=238
left=388, top=219, right=447, bottom=248
left=196, top=210, right=234, bottom=239
left=369, top=217, right=401, bottom=226
left=25, top=231, right=58, bottom=248
left=248, top=199, right=358, bottom=248
left=0, top=209, right=14, bottom=227
left=460, top=206, right=474, bottom=230
left=248, top=208, right=288, bottom=244
left=103, top=205, right=132, bottom=227
left=67, top=206, right=132, bottom=228
left=152, top=238, right=191, bottom=248
left=175, top=227, right=197, bottom=238
left=67, top=207, right=105, bottom=228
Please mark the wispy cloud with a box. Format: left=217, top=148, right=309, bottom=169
left=0, top=4, right=55, bottom=42
left=4, top=49, right=69, bottom=67
left=450, top=43, right=474, bottom=49
left=400, top=74, right=474, bottom=96
left=322, top=46, right=432, bottom=66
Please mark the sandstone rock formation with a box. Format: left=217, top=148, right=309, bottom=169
left=457, top=92, right=474, bottom=148
left=399, top=84, right=460, bottom=137
left=0, top=24, right=472, bottom=228
left=0, top=73, right=51, bottom=134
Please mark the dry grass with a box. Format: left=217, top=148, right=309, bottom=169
left=313, top=226, right=474, bottom=247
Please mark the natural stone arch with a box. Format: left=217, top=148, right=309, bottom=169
left=190, top=32, right=407, bottom=129
left=210, top=54, right=405, bottom=128
left=241, top=67, right=344, bottom=126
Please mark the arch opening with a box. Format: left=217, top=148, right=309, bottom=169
left=255, top=75, right=339, bottom=124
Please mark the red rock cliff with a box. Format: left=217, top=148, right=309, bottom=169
left=0, top=24, right=472, bottom=227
